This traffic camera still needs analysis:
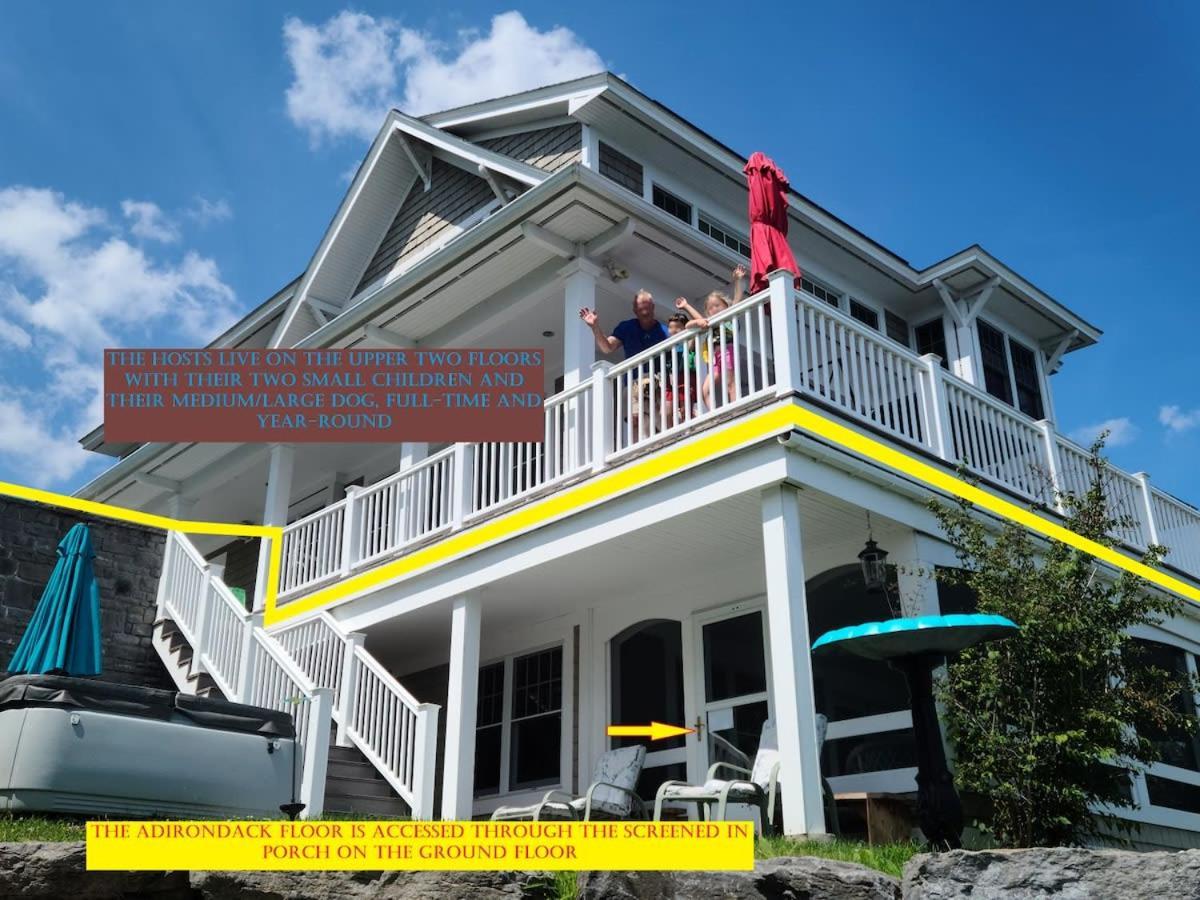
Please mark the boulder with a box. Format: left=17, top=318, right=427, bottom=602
left=577, top=855, right=901, bottom=899
left=190, top=868, right=554, bottom=899
left=0, top=842, right=190, bottom=898
left=903, top=847, right=1200, bottom=899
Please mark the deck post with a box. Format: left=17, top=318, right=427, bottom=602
left=590, top=360, right=613, bottom=472
left=767, top=270, right=802, bottom=397
left=759, top=484, right=826, bottom=837
left=921, top=355, right=952, bottom=460
left=412, top=702, right=441, bottom=819
left=562, top=260, right=601, bottom=388
left=1036, top=419, right=1066, bottom=511
left=254, top=444, right=295, bottom=612
left=234, top=613, right=262, bottom=705
left=1133, top=472, right=1161, bottom=548
left=190, top=564, right=214, bottom=677
left=451, top=443, right=475, bottom=527
left=299, top=687, right=334, bottom=819
left=441, top=594, right=482, bottom=820
left=339, top=486, right=363, bottom=577
left=335, top=631, right=366, bottom=747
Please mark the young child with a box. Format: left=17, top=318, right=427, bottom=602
left=674, top=291, right=739, bottom=409
left=664, top=312, right=698, bottom=424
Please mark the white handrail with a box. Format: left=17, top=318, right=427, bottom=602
left=270, top=280, right=1200, bottom=598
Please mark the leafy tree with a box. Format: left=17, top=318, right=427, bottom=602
left=929, top=436, right=1199, bottom=847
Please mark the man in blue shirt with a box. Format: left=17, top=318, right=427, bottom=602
left=578, top=289, right=669, bottom=360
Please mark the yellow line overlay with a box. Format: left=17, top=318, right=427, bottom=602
left=266, top=403, right=1200, bottom=624
left=0, top=479, right=284, bottom=614
left=1, top=399, right=1197, bottom=631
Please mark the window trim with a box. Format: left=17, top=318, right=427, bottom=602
left=473, top=641, right=566, bottom=799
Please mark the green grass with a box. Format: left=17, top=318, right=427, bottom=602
left=754, top=835, right=921, bottom=878
left=0, top=815, right=86, bottom=842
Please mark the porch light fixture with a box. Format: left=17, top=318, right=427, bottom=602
left=858, top=513, right=889, bottom=595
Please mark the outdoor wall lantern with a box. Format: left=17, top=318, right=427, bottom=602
left=858, top=529, right=889, bottom=595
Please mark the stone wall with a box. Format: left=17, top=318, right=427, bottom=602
left=0, top=496, right=171, bottom=688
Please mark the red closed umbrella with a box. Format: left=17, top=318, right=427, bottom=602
left=744, top=152, right=802, bottom=295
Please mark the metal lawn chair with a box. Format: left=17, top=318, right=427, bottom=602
left=489, top=745, right=647, bottom=821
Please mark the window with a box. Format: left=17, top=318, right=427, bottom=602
left=976, top=319, right=1046, bottom=419
left=698, top=214, right=751, bottom=258
left=977, top=320, right=1013, bottom=405
left=885, top=311, right=910, bottom=347
left=652, top=184, right=692, bottom=224
left=849, top=299, right=879, bottom=330
left=473, top=646, right=564, bottom=796
left=801, top=275, right=841, bottom=308
left=598, top=142, right=643, bottom=194
left=1009, top=340, right=1044, bottom=420
left=914, top=318, right=948, bottom=369
left=1132, top=640, right=1200, bottom=772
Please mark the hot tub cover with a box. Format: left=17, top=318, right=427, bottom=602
left=0, top=674, right=294, bottom=739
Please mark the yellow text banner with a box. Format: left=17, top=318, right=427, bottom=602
left=86, top=820, right=755, bottom=872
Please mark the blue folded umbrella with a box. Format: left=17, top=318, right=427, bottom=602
left=7, top=523, right=103, bottom=676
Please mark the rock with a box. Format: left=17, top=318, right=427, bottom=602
left=190, top=868, right=555, bottom=899
left=577, top=855, right=901, bottom=899
left=0, top=842, right=191, bottom=898
left=902, top=847, right=1200, bottom=899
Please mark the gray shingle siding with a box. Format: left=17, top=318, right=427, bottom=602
left=479, top=124, right=582, bottom=174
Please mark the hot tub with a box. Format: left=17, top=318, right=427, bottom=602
left=0, top=674, right=298, bottom=818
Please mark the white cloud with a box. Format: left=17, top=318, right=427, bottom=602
left=283, top=10, right=605, bottom=144
left=0, top=317, right=31, bottom=349
left=1069, top=416, right=1138, bottom=448
left=1160, top=405, right=1200, bottom=434
left=396, top=12, right=605, bottom=117
left=0, top=397, right=92, bottom=487
left=0, top=187, right=237, bottom=349
left=187, top=196, right=233, bottom=225
left=121, top=199, right=179, bottom=243
left=0, top=185, right=240, bottom=488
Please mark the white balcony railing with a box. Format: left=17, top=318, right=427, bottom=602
left=277, top=271, right=1200, bottom=600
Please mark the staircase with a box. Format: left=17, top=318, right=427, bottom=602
left=325, top=744, right=412, bottom=818
left=152, top=530, right=440, bottom=819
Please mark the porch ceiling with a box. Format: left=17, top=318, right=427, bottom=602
left=363, top=485, right=913, bottom=678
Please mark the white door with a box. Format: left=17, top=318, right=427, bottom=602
left=690, top=601, right=774, bottom=778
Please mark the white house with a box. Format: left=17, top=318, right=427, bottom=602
left=74, top=74, right=1200, bottom=846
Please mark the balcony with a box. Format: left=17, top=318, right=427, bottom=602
left=277, top=274, right=1200, bottom=606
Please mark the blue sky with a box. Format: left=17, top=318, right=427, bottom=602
left=1, top=1, right=1198, bottom=504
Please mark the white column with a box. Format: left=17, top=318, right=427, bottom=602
left=768, top=269, right=802, bottom=396
left=760, top=484, right=826, bottom=837
left=561, top=260, right=601, bottom=388
left=400, top=442, right=429, bottom=471
left=441, top=594, right=482, bottom=819
left=253, top=444, right=295, bottom=611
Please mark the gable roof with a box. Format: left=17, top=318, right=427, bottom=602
left=268, top=110, right=549, bottom=349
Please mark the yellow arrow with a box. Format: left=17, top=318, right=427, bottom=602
left=606, top=721, right=695, bottom=741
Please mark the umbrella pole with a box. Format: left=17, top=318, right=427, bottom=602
left=894, top=653, right=963, bottom=850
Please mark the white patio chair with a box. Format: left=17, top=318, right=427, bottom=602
left=489, top=745, right=647, bottom=821
left=652, top=716, right=834, bottom=836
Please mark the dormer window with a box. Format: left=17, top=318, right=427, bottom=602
left=977, top=319, right=1045, bottom=420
